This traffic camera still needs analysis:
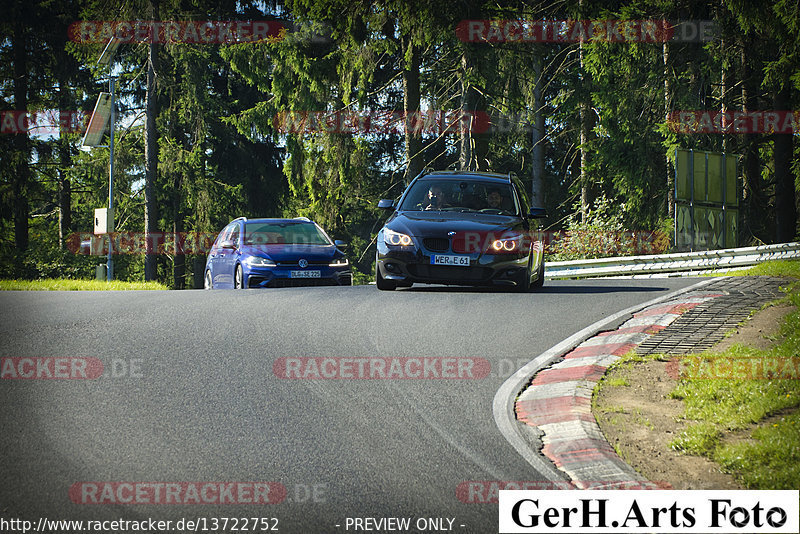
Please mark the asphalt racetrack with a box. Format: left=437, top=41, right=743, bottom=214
left=0, top=279, right=699, bottom=533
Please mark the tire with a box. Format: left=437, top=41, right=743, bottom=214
left=204, top=269, right=213, bottom=290
left=531, top=259, right=545, bottom=290
left=375, top=260, right=396, bottom=291
left=234, top=264, right=245, bottom=289
left=514, top=262, right=531, bottom=292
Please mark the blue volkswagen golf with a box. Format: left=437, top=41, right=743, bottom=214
left=203, top=217, right=352, bottom=289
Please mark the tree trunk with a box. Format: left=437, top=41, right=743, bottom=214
left=171, top=141, right=184, bottom=289
left=773, top=82, right=796, bottom=242
left=664, top=42, right=674, bottom=220
left=579, top=78, right=592, bottom=219
left=579, top=115, right=591, bottom=221
left=12, top=15, right=30, bottom=252
left=144, top=0, right=160, bottom=280
left=193, top=256, right=206, bottom=289
left=459, top=51, right=476, bottom=171
left=58, top=79, right=72, bottom=249
left=173, top=219, right=185, bottom=289
left=531, top=49, right=545, bottom=209
left=401, top=35, right=422, bottom=184
left=740, top=37, right=763, bottom=242
left=720, top=37, right=729, bottom=154
left=459, top=47, right=488, bottom=171
left=578, top=0, right=594, bottom=221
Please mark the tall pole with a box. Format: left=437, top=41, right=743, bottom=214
left=107, top=76, right=115, bottom=281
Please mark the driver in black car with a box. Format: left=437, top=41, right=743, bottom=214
left=486, top=187, right=504, bottom=210
left=421, top=185, right=450, bottom=210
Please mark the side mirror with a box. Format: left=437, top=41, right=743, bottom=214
left=220, top=240, right=236, bottom=249
left=528, top=207, right=547, bottom=219
left=334, top=240, right=347, bottom=248
left=378, top=199, right=395, bottom=210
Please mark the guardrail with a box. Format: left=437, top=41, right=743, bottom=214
left=545, top=242, right=800, bottom=279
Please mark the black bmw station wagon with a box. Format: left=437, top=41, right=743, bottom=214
left=375, top=170, right=546, bottom=291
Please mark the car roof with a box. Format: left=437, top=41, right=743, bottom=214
left=232, top=217, right=315, bottom=224
left=417, top=171, right=512, bottom=184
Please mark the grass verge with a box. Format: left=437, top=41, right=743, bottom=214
left=709, top=259, right=800, bottom=279
left=0, top=279, right=169, bottom=291
left=668, top=260, right=800, bottom=488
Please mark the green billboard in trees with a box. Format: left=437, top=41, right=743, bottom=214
left=674, top=148, right=738, bottom=251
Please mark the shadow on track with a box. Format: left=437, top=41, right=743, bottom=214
left=536, top=283, right=668, bottom=294
left=398, top=282, right=668, bottom=294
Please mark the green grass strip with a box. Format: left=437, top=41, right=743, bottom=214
left=712, top=259, right=800, bottom=279
left=668, top=260, right=800, bottom=488
left=0, top=279, right=169, bottom=291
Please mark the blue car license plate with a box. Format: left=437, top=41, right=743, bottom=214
left=290, top=270, right=321, bottom=278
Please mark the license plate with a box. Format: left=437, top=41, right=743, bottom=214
left=290, top=270, right=321, bottom=278
left=431, top=255, right=470, bottom=266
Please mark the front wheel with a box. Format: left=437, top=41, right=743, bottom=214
left=204, top=269, right=213, bottom=290
left=514, top=263, right=531, bottom=292
left=531, top=259, right=545, bottom=290
left=375, top=260, right=396, bottom=291
left=234, top=264, right=245, bottom=289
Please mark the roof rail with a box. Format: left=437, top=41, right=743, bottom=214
left=293, top=216, right=311, bottom=222
left=231, top=216, right=248, bottom=223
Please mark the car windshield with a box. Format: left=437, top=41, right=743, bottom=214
left=244, top=222, right=331, bottom=245
left=398, top=180, right=518, bottom=215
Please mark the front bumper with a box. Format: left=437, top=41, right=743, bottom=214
left=244, top=265, right=352, bottom=288
left=376, top=242, right=529, bottom=286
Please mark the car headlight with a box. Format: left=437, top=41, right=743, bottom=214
left=492, top=239, right=518, bottom=252
left=491, top=233, right=525, bottom=253
left=244, top=256, right=276, bottom=267
left=384, top=228, right=413, bottom=246
left=329, top=257, right=349, bottom=267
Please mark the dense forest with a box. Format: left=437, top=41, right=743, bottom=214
left=1, top=0, right=798, bottom=287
